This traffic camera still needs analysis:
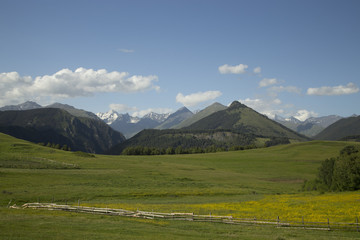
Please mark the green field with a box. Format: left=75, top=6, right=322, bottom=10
left=1, top=133, right=360, bottom=239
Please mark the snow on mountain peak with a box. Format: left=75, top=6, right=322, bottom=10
left=96, top=110, right=120, bottom=124
left=143, top=112, right=170, bottom=123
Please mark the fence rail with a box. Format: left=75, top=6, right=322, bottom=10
left=13, top=203, right=360, bottom=232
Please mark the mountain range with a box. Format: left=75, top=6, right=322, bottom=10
left=96, top=110, right=170, bottom=138
left=108, top=101, right=310, bottom=154
left=1, top=101, right=358, bottom=155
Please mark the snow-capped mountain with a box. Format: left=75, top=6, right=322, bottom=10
left=143, top=112, right=170, bottom=123
left=96, top=110, right=171, bottom=138
left=96, top=110, right=121, bottom=124
left=96, top=110, right=141, bottom=124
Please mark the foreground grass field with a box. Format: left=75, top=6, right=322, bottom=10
left=1, top=133, right=360, bottom=239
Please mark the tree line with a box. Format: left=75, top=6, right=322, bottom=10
left=121, top=144, right=258, bottom=155
left=38, top=142, right=71, bottom=151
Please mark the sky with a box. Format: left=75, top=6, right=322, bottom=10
left=0, top=0, right=359, bottom=120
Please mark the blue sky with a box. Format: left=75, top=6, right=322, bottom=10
left=1, top=0, right=359, bottom=120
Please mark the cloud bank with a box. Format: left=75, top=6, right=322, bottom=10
left=239, top=97, right=283, bottom=119
left=176, top=91, right=222, bottom=107
left=253, top=67, right=261, bottom=74
left=0, top=68, right=160, bottom=105
left=307, top=82, right=359, bottom=96
left=218, top=64, right=248, bottom=74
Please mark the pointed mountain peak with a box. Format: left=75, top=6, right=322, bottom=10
left=176, top=106, right=192, bottom=114
left=210, top=102, right=225, bottom=107
left=228, top=101, right=247, bottom=109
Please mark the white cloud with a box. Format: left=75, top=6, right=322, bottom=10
left=132, top=108, right=173, bottom=118
left=176, top=91, right=222, bottom=107
left=268, top=85, right=301, bottom=95
left=109, top=103, right=138, bottom=112
left=253, top=66, right=261, bottom=74
left=0, top=68, right=160, bottom=106
left=293, top=109, right=318, bottom=121
left=259, top=78, right=278, bottom=87
left=239, top=97, right=283, bottom=119
left=307, top=82, right=359, bottom=96
left=118, top=48, right=134, bottom=53
left=218, top=64, right=248, bottom=74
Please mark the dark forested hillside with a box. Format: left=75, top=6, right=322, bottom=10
left=315, top=116, right=360, bottom=140
left=0, top=108, right=125, bottom=153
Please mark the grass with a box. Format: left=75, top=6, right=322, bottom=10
left=1, top=208, right=360, bottom=240
left=1, top=133, right=360, bottom=239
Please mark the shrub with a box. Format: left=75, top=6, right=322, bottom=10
left=303, top=145, right=360, bottom=192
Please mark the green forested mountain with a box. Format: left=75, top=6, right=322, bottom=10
left=185, top=101, right=308, bottom=141
left=172, top=102, right=227, bottom=129
left=314, top=115, right=360, bottom=140
left=0, top=108, right=125, bottom=153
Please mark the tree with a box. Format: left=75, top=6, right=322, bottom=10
left=166, top=147, right=174, bottom=155
left=318, top=158, right=335, bottom=188
left=175, top=146, right=183, bottom=154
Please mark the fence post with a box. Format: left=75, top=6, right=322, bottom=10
left=302, top=216, right=305, bottom=229
left=277, top=216, right=280, bottom=227
left=327, top=218, right=330, bottom=230
left=7, top=199, right=12, bottom=208
left=357, top=217, right=359, bottom=232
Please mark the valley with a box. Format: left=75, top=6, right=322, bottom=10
left=1, top=101, right=360, bottom=239
left=1, top=133, right=360, bottom=239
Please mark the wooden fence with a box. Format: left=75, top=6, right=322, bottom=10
left=13, top=203, right=360, bottom=232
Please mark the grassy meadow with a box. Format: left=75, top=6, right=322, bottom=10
left=1, top=132, right=360, bottom=239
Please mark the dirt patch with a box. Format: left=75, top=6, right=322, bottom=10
left=262, top=178, right=304, bottom=183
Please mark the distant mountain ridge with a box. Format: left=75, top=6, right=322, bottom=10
left=46, top=102, right=99, bottom=120
left=0, top=101, right=100, bottom=120
left=275, top=115, right=343, bottom=137
left=0, top=101, right=42, bottom=111
left=155, top=107, right=193, bottom=130
left=172, top=102, right=227, bottom=129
